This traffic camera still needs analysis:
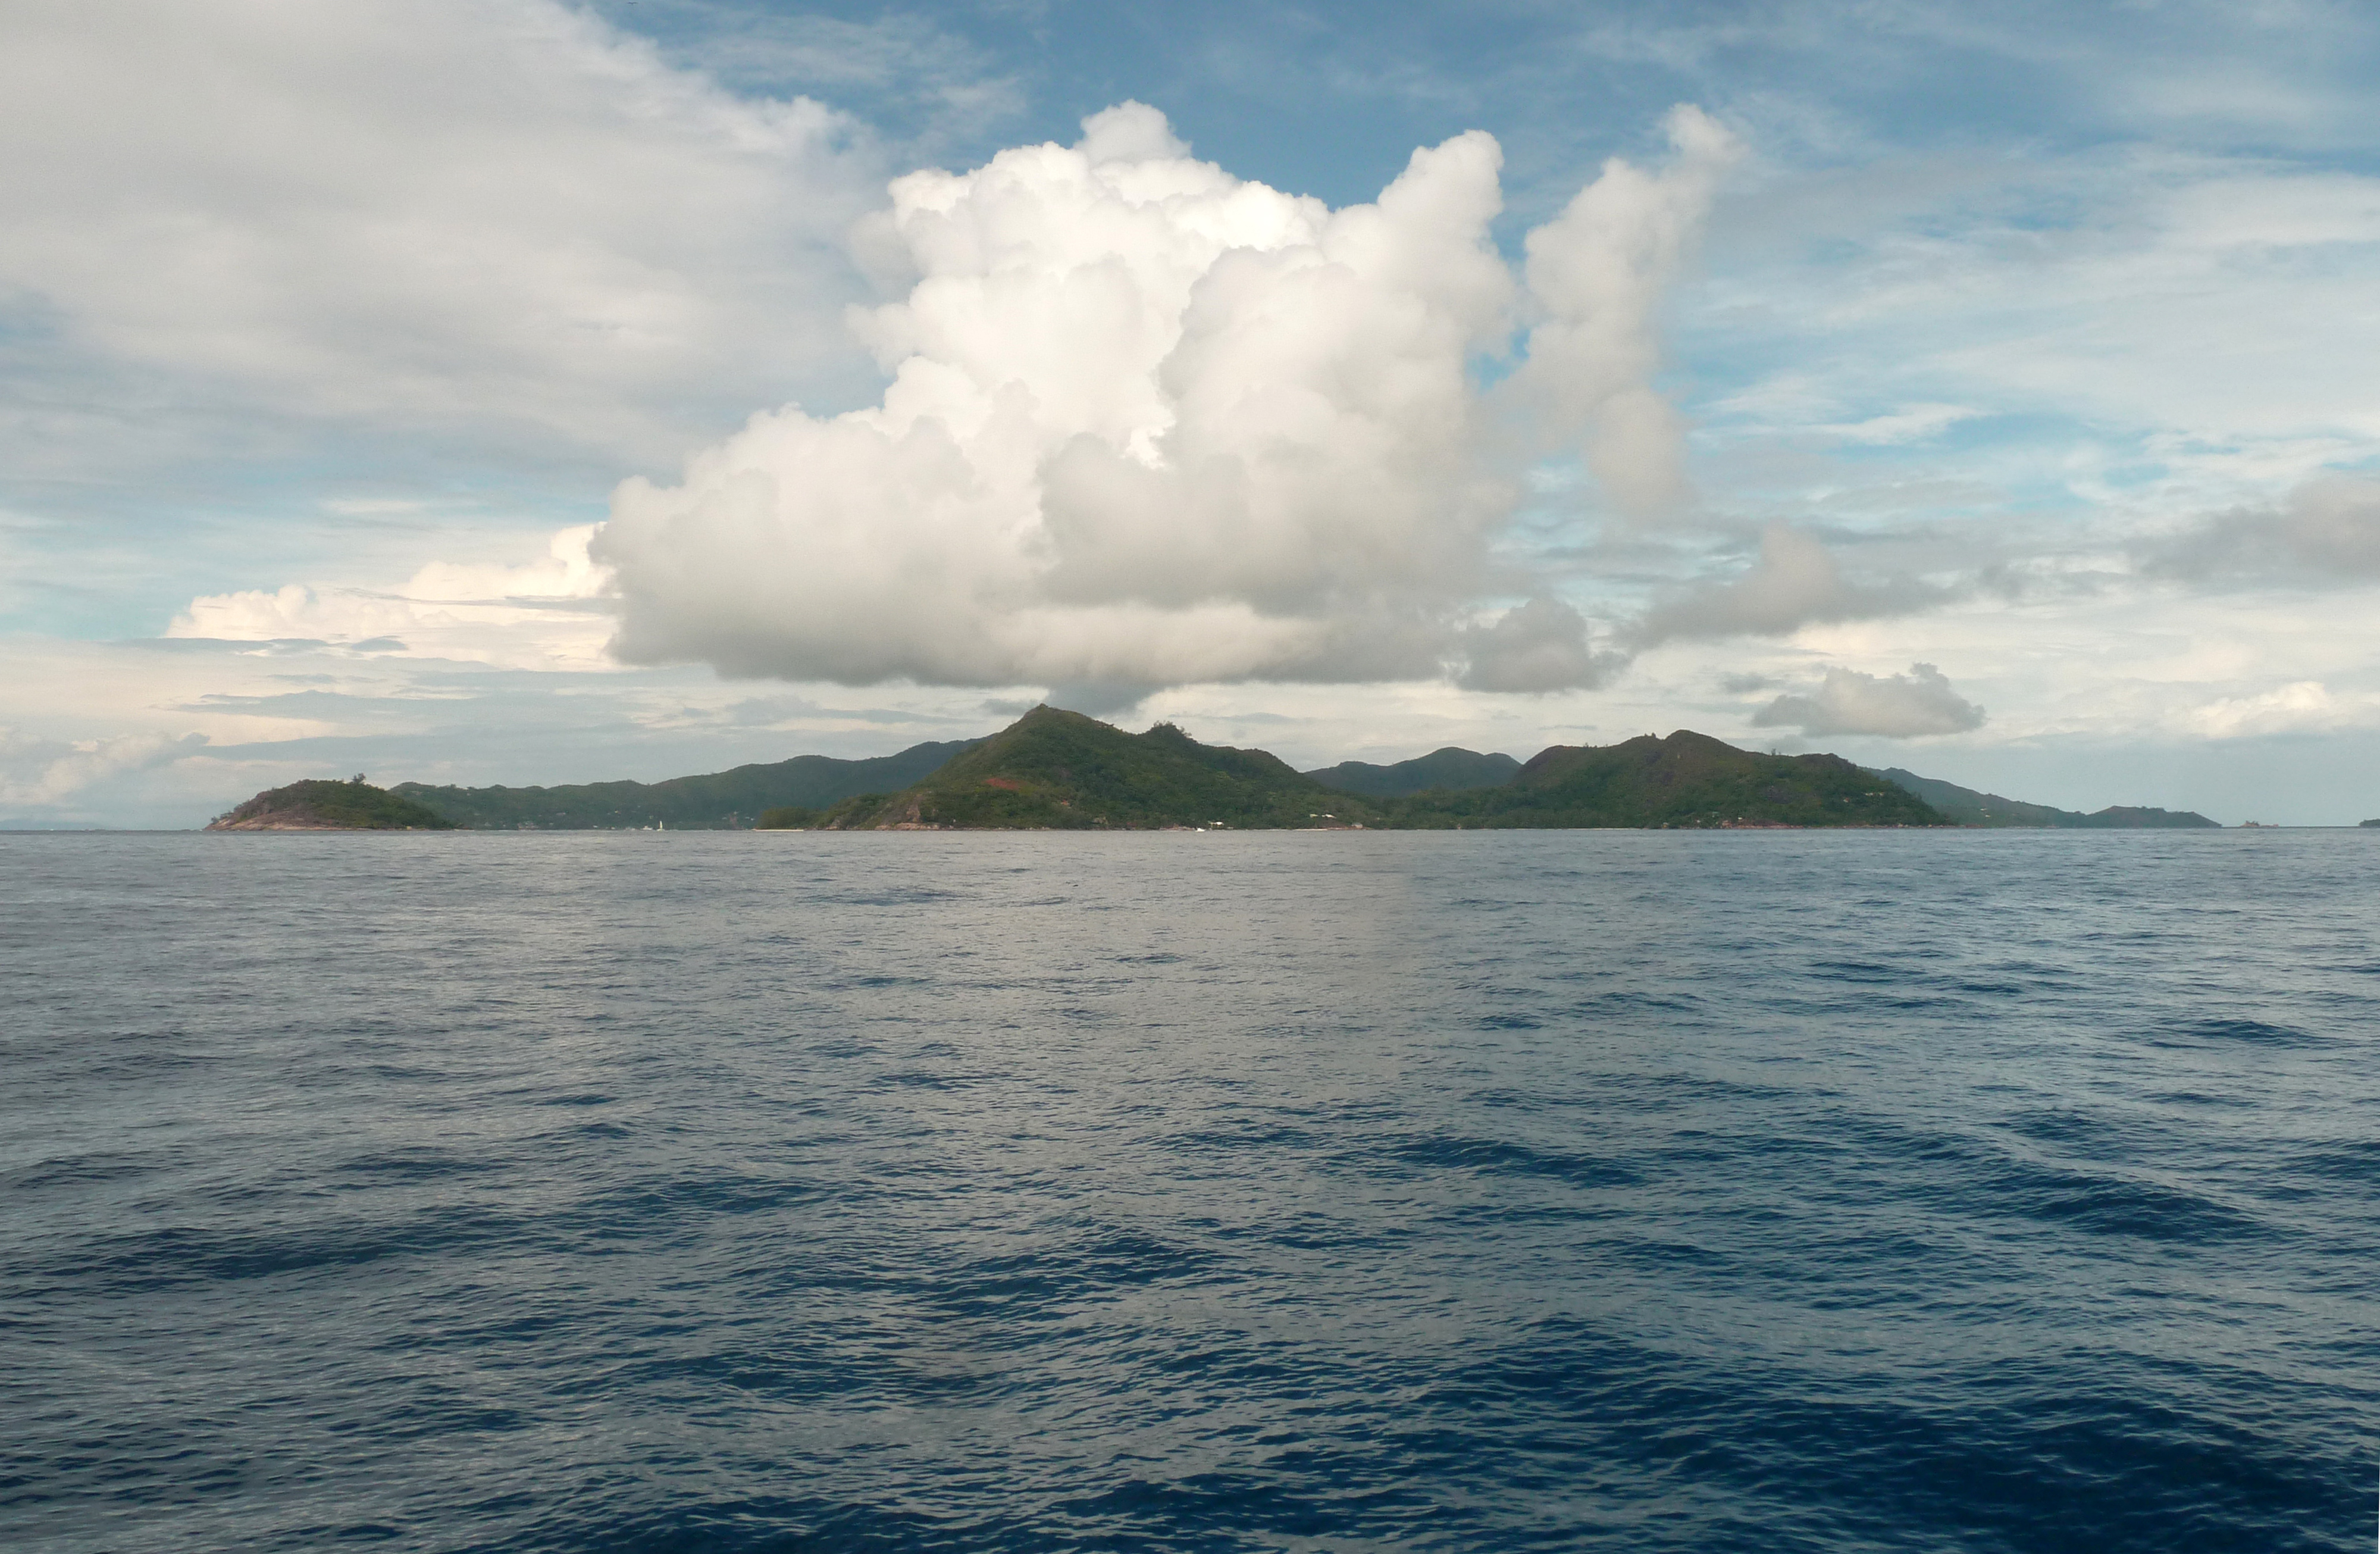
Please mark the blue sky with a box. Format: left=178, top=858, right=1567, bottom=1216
left=5, top=0, right=2378, bottom=825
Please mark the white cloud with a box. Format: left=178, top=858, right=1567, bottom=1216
left=1688, top=146, right=2380, bottom=526
left=0, top=0, right=882, bottom=459
left=2177, top=680, right=2368, bottom=740
left=597, top=102, right=1732, bottom=700
left=1752, top=661, right=1986, bottom=737
left=0, top=728, right=208, bottom=808
left=1817, top=404, right=1978, bottom=446
left=2141, top=474, right=2380, bottom=582
left=1631, top=523, right=1947, bottom=646
left=1514, top=105, right=1742, bottom=520
left=1458, top=597, right=1621, bottom=693
left=1750, top=577, right=2380, bottom=753
left=168, top=527, right=615, bottom=671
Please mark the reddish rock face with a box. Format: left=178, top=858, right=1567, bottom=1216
left=205, top=812, right=362, bottom=831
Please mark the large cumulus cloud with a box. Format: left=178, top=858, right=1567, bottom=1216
left=594, top=103, right=1738, bottom=702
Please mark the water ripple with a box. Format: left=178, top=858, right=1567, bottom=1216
left=2, top=828, right=2374, bottom=1552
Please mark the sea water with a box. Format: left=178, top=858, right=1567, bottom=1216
left=4, top=829, right=2375, bottom=1552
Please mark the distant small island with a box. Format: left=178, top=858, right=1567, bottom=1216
left=207, top=776, right=460, bottom=831
left=1867, top=768, right=2217, bottom=829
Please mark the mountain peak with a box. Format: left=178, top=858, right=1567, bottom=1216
left=815, top=708, right=1343, bottom=830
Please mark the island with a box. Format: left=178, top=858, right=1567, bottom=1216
left=293, top=709, right=2245, bottom=833
left=764, top=706, right=1949, bottom=831
left=206, top=776, right=461, bottom=831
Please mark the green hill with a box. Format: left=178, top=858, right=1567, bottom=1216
left=810, top=706, right=1368, bottom=830
left=803, top=715, right=1940, bottom=831
left=1389, top=731, right=1947, bottom=828
left=365, top=720, right=2234, bottom=836
left=208, top=777, right=460, bottom=831
left=393, top=740, right=976, bottom=829
left=1305, top=747, right=1522, bottom=798
left=1870, top=768, right=2217, bottom=828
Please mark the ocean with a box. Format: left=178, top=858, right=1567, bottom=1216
left=4, top=829, right=2375, bottom=1552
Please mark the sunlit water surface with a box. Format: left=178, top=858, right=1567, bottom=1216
left=5, top=830, right=2376, bottom=1552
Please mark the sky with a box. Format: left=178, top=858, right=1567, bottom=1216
left=6, top=0, right=2379, bottom=827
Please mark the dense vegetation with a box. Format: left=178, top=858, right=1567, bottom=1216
left=358, top=714, right=2234, bottom=836
left=801, top=712, right=1944, bottom=830
left=393, top=740, right=975, bottom=829
left=1389, top=731, right=1947, bottom=828
left=818, top=707, right=1369, bottom=830
left=1871, top=768, right=2218, bottom=828
left=1305, top=747, right=1521, bottom=798
left=210, top=777, right=460, bottom=830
